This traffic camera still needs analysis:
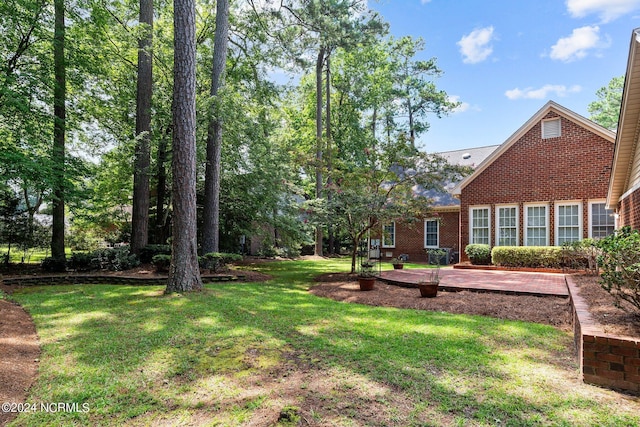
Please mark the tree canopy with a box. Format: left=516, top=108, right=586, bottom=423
left=0, top=0, right=463, bottom=277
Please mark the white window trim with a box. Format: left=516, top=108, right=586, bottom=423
left=542, top=117, right=561, bottom=139
left=423, top=218, right=439, bottom=249
left=588, top=199, right=615, bottom=239
left=382, top=221, right=396, bottom=248
left=555, top=201, right=583, bottom=246
left=495, top=205, right=519, bottom=246
left=524, top=203, right=549, bottom=246
left=469, top=206, right=491, bottom=246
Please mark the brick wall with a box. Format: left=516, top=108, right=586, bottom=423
left=459, top=112, right=614, bottom=261
left=382, top=211, right=460, bottom=263
left=567, top=275, right=640, bottom=393
left=619, top=186, right=640, bottom=230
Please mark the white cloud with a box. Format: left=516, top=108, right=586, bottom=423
left=447, top=95, right=471, bottom=113
left=566, top=0, right=640, bottom=23
left=505, top=84, right=582, bottom=100
left=457, top=26, right=495, bottom=64
left=549, top=26, right=609, bottom=62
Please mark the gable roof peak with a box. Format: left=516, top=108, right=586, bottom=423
left=452, top=101, right=615, bottom=195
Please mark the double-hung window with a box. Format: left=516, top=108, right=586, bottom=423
left=556, top=202, right=582, bottom=245
left=496, top=206, right=518, bottom=246
left=589, top=202, right=615, bottom=239
left=470, top=207, right=490, bottom=245
left=424, top=218, right=439, bottom=248
left=525, top=204, right=548, bottom=246
left=382, top=222, right=396, bottom=248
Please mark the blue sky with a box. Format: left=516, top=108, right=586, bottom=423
left=368, top=0, right=640, bottom=152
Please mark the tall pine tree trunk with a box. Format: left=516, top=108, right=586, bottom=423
left=131, top=0, right=153, bottom=254
left=51, top=0, right=65, bottom=262
left=166, top=0, right=202, bottom=293
left=202, top=0, right=229, bottom=255
left=314, top=47, right=325, bottom=257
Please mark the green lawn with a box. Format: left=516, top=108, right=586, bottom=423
left=9, top=259, right=640, bottom=426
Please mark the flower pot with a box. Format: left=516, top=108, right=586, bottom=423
left=417, top=282, right=439, bottom=298
left=358, top=276, right=375, bottom=291
left=393, top=264, right=404, bottom=270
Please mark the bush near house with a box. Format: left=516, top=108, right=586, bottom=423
left=596, top=226, right=640, bottom=313
left=465, top=244, right=491, bottom=265
left=491, top=246, right=563, bottom=269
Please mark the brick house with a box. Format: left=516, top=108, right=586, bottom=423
left=607, top=29, right=640, bottom=228
left=452, top=101, right=615, bottom=262
left=377, top=145, right=497, bottom=263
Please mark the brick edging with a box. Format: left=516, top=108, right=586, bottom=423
left=566, top=275, right=640, bottom=394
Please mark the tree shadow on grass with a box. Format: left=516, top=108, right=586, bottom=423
left=12, top=277, right=639, bottom=426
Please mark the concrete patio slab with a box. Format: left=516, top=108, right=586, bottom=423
left=378, top=267, right=568, bottom=297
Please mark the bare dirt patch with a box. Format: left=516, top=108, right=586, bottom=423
left=311, top=273, right=572, bottom=330
left=572, top=274, right=640, bottom=338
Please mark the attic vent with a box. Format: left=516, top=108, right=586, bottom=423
left=542, top=118, right=561, bottom=139
left=462, top=153, right=471, bottom=159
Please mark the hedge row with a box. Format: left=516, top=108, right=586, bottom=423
left=491, top=246, right=563, bottom=268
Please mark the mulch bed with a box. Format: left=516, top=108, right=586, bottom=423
left=311, top=273, right=573, bottom=329
left=0, top=299, right=40, bottom=426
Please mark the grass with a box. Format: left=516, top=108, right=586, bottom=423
left=0, top=246, right=74, bottom=264
left=8, top=258, right=640, bottom=426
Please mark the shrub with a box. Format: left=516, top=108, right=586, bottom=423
left=200, top=252, right=242, bottom=272
left=465, top=244, right=491, bottom=265
left=151, top=254, right=171, bottom=272
left=596, top=227, right=640, bottom=313
left=491, top=246, right=563, bottom=269
left=69, top=252, right=94, bottom=271
left=42, top=257, right=67, bottom=273
left=139, top=244, right=171, bottom=264
left=561, top=239, right=599, bottom=274
left=90, top=246, right=140, bottom=271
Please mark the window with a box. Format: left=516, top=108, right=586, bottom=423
left=542, top=118, right=561, bottom=139
left=589, top=202, right=615, bottom=239
left=496, top=206, right=518, bottom=246
left=470, top=207, right=490, bottom=245
left=424, top=219, right=439, bottom=248
left=556, top=202, right=582, bottom=245
left=382, top=222, right=395, bottom=248
left=525, top=204, right=548, bottom=246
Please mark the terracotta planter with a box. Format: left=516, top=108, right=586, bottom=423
left=358, top=276, right=375, bottom=291
left=393, top=264, right=404, bottom=270
left=417, top=282, right=439, bottom=298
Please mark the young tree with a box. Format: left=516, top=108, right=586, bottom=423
left=588, top=75, right=624, bottom=131
left=131, top=0, right=154, bottom=254
left=202, top=0, right=230, bottom=254
left=166, top=0, right=202, bottom=293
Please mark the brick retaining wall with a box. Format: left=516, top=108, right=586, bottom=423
left=566, top=275, right=640, bottom=394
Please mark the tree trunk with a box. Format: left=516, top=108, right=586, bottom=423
left=314, top=47, right=325, bottom=257
left=202, top=0, right=229, bottom=255
left=51, top=0, right=65, bottom=261
left=166, top=0, right=202, bottom=293
left=131, top=0, right=153, bottom=254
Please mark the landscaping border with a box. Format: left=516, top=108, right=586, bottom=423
left=0, top=274, right=245, bottom=287
left=566, top=275, right=640, bottom=394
